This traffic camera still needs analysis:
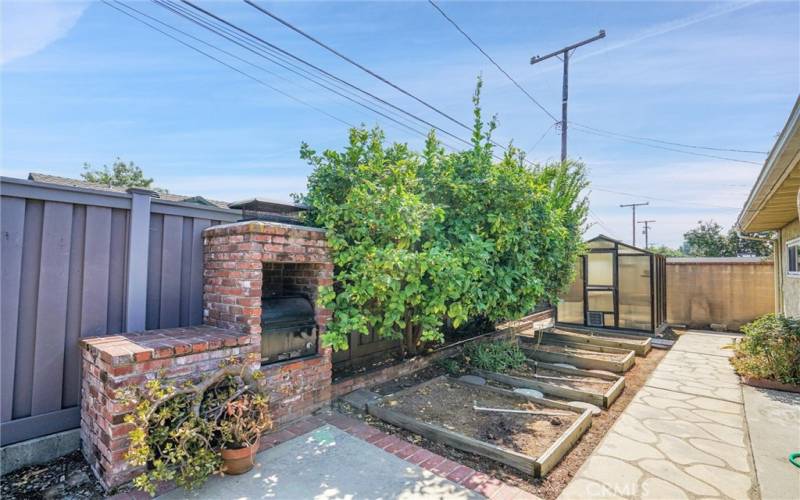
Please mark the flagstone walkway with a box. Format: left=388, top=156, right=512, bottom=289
left=559, top=331, right=759, bottom=500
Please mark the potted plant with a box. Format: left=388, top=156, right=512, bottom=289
left=217, top=392, right=272, bottom=474
left=123, top=357, right=271, bottom=494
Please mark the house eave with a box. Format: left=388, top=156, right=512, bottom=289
left=737, top=96, right=800, bottom=233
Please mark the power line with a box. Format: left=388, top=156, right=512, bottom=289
left=570, top=122, right=768, bottom=155
left=427, top=0, right=559, bottom=124
left=241, top=0, right=478, bottom=135
left=591, top=186, right=741, bottom=210
left=422, top=3, right=767, bottom=163
left=571, top=125, right=762, bottom=165
left=588, top=208, right=619, bottom=239
left=527, top=122, right=557, bottom=155
left=148, top=0, right=447, bottom=146
left=154, top=0, right=427, bottom=137
left=177, top=0, right=503, bottom=156
left=102, top=0, right=354, bottom=129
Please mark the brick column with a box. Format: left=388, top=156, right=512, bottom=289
left=202, top=221, right=334, bottom=426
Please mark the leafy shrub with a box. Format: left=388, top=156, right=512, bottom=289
left=463, top=340, right=527, bottom=373
left=301, top=79, right=587, bottom=355
left=122, top=359, right=268, bottom=495
left=732, top=314, right=800, bottom=385
left=436, top=357, right=462, bottom=376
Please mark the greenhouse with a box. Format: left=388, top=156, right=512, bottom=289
left=557, top=235, right=667, bottom=334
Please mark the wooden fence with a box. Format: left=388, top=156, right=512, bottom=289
left=0, top=177, right=239, bottom=445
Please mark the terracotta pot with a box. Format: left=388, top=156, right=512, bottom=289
left=221, top=439, right=259, bottom=475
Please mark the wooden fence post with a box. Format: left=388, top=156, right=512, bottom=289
left=125, top=188, right=157, bottom=332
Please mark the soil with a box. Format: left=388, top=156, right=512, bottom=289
left=530, top=343, right=627, bottom=361
left=340, top=346, right=667, bottom=500
left=381, top=377, right=578, bottom=457
left=505, top=364, right=614, bottom=393
left=0, top=451, right=105, bottom=500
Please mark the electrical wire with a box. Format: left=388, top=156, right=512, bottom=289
left=424, top=1, right=768, bottom=162
left=571, top=121, right=768, bottom=155
left=527, top=122, right=557, bottom=154
left=154, top=0, right=432, bottom=142
left=427, top=0, right=559, bottom=124
left=177, top=0, right=498, bottom=154
left=571, top=125, right=762, bottom=165
left=102, top=0, right=354, bottom=129
left=145, top=0, right=443, bottom=146
left=590, top=186, right=741, bottom=210
left=241, top=0, right=478, bottom=134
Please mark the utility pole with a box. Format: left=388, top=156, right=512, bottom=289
left=638, top=220, right=655, bottom=249
left=619, top=202, right=648, bottom=247
left=530, top=30, right=606, bottom=162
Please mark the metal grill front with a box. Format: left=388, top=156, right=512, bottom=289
left=260, top=295, right=318, bottom=364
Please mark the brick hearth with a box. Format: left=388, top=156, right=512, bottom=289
left=80, top=220, right=335, bottom=490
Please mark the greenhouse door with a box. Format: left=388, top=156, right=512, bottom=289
left=585, top=250, right=617, bottom=328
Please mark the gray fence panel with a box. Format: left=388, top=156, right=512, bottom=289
left=1, top=177, right=241, bottom=445
left=146, top=213, right=164, bottom=330
left=31, top=201, right=73, bottom=415
left=107, top=208, right=129, bottom=334
left=63, top=205, right=87, bottom=410
left=13, top=199, right=44, bottom=420
left=1, top=197, right=25, bottom=422
left=159, top=215, right=184, bottom=329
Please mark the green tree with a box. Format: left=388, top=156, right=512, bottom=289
left=680, top=220, right=771, bottom=257
left=648, top=245, right=684, bottom=257
left=681, top=220, right=729, bottom=256
left=302, top=81, right=587, bottom=355
left=81, top=158, right=167, bottom=192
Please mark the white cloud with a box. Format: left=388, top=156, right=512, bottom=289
left=575, top=1, right=763, bottom=63
left=1, top=0, right=90, bottom=65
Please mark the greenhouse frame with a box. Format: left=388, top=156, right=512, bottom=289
left=556, top=235, right=667, bottom=334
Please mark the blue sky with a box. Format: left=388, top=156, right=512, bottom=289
left=2, top=1, right=798, bottom=247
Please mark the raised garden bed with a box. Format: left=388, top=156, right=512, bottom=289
left=366, top=375, right=591, bottom=478
left=518, top=339, right=635, bottom=373
left=471, top=360, right=625, bottom=408
left=534, top=328, right=651, bottom=356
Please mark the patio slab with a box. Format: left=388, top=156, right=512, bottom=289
left=742, top=384, right=800, bottom=500
left=158, top=424, right=482, bottom=499
left=559, top=331, right=758, bottom=499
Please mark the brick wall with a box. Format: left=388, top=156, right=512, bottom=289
left=331, top=309, right=554, bottom=398
left=80, top=326, right=257, bottom=490
left=203, top=221, right=334, bottom=426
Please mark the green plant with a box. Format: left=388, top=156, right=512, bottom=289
left=218, top=393, right=272, bottom=450
left=732, top=314, right=800, bottom=385
left=462, top=340, right=527, bottom=373
left=122, top=359, right=267, bottom=495
left=301, top=79, right=587, bottom=356
left=436, top=357, right=461, bottom=376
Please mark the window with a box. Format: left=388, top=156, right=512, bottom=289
left=789, top=239, right=799, bottom=275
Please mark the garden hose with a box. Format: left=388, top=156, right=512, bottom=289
left=790, top=452, right=800, bottom=469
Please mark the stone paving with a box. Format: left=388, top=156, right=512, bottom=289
left=559, top=331, right=758, bottom=500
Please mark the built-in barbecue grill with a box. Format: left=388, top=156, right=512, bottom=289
left=260, top=295, right=318, bottom=364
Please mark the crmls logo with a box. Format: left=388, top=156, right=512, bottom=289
left=584, top=481, right=650, bottom=497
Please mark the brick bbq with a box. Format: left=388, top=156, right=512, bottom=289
left=80, top=198, right=333, bottom=489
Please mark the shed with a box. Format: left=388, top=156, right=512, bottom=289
left=557, top=235, right=667, bottom=334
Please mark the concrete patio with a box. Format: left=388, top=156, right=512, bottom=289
left=158, top=425, right=482, bottom=500
left=559, top=330, right=799, bottom=500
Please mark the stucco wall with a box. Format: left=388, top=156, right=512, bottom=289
left=667, top=259, right=775, bottom=331
left=779, top=218, right=800, bottom=317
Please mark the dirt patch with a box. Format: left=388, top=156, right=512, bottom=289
left=0, top=451, right=105, bottom=500
left=506, top=364, right=614, bottom=393
left=341, top=346, right=667, bottom=500
left=381, top=378, right=577, bottom=457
